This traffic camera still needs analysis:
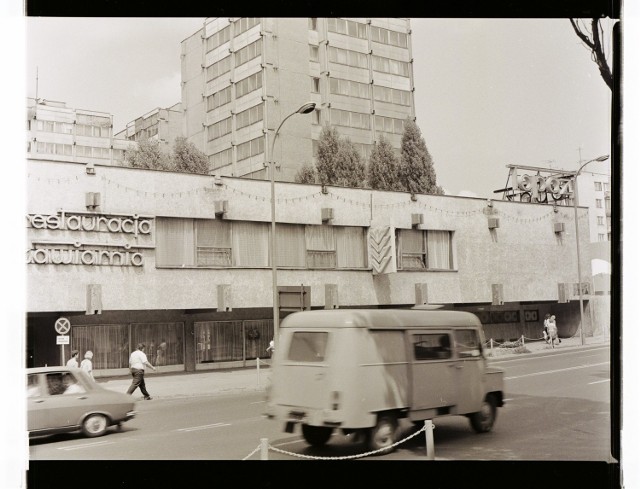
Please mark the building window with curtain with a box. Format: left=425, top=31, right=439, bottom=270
left=396, top=228, right=454, bottom=270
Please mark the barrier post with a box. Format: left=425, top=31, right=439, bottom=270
left=425, top=420, right=435, bottom=460
left=260, top=438, right=269, bottom=460
left=257, top=357, right=260, bottom=386
left=521, top=335, right=525, bottom=348
left=490, top=338, right=494, bottom=355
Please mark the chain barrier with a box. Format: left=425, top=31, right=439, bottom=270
left=242, top=423, right=430, bottom=460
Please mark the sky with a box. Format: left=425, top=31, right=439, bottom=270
left=23, top=17, right=613, bottom=199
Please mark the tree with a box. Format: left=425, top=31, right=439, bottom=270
left=398, top=118, right=444, bottom=195
left=569, top=19, right=614, bottom=91
left=367, top=136, right=402, bottom=191
left=124, top=137, right=172, bottom=171
left=295, top=163, right=318, bottom=184
left=334, top=139, right=366, bottom=188
left=172, top=136, right=209, bottom=174
left=315, top=125, right=341, bottom=185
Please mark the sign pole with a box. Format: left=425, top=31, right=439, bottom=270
left=61, top=343, right=65, bottom=366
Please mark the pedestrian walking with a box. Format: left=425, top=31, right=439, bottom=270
left=266, top=339, right=275, bottom=356
left=66, top=350, right=79, bottom=368
left=542, top=313, right=551, bottom=344
left=80, top=351, right=94, bottom=379
left=126, top=343, right=156, bottom=400
left=547, top=315, right=559, bottom=348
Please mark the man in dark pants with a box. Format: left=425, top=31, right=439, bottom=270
left=126, top=343, right=157, bottom=400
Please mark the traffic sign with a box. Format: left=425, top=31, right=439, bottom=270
left=54, top=317, right=71, bottom=335
left=56, top=335, right=70, bottom=345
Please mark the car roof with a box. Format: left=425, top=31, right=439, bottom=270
left=27, top=366, right=82, bottom=374
left=280, top=308, right=482, bottom=329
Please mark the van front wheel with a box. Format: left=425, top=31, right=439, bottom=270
left=367, top=415, right=398, bottom=453
left=301, top=424, right=333, bottom=447
left=469, top=395, right=497, bottom=433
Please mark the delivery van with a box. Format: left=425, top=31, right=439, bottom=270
left=265, top=308, right=505, bottom=452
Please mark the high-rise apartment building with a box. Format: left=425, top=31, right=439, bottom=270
left=114, top=102, right=184, bottom=154
left=181, top=18, right=416, bottom=180
left=26, top=98, right=135, bottom=166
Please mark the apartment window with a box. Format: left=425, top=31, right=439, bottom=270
left=312, top=109, right=321, bottom=125
left=595, top=199, right=603, bottom=208
left=206, top=56, right=232, bottom=82
left=311, top=77, right=320, bottom=93
left=597, top=216, right=605, bottom=225
left=207, top=25, right=231, bottom=52
left=604, top=196, right=611, bottom=213
left=372, top=55, right=410, bottom=77
left=207, top=85, right=233, bottom=112
left=328, top=46, right=368, bottom=69
left=210, top=148, right=233, bottom=170
left=236, top=71, right=263, bottom=98
left=375, top=115, right=405, bottom=135
left=352, top=142, right=373, bottom=160
left=236, top=103, right=264, bottom=129
left=598, top=233, right=606, bottom=242
left=309, top=45, right=319, bottom=62
left=371, top=26, right=408, bottom=48
left=36, top=141, right=72, bottom=156
left=594, top=181, right=602, bottom=191
left=235, top=38, right=262, bottom=67
left=207, top=117, right=233, bottom=141
left=235, top=17, right=260, bottom=36
left=373, top=84, right=411, bottom=105
left=327, top=18, right=367, bottom=39
left=606, top=216, right=611, bottom=228
left=603, top=182, right=610, bottom=191
left=331, top=108, right=371, bottom=130
left=309, top=18, right=318, bottom=31
left=396, top=229, right=453, bottom=270
left=312, top=139, right=319, bottom=157
left=237, top=136, right=265, bottom=161
left=329, top=77, right=370, bottom=99
left=113, top=149, right=125, bottom=161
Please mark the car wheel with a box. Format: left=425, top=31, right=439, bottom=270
left=367, top=414, right=398, bottom=453
left=82, top=414, right=109, bottom=437
left=469, top=395, right=497, bottom=433
left=301, top=424, right=333, bottom=447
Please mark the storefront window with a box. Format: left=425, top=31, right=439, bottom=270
left=131, top=323, right=184, bottom=366
left=195, top=319, right=272, bottom=364
left=72, top=324, right=129, bottom=369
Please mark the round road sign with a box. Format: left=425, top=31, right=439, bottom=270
left=54, top=317, right=71, bottom=335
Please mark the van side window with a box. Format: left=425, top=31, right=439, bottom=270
left=413, top=333, right=451, bottom=360
left=454, top=330, right=481, bottom=358
left=288, top=332, right=328, bottom=362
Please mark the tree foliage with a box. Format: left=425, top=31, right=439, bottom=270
left=334, top=139, right=366, bottom=188
left=569, top=19, right=614, bottom=91
left=295, top=163, right=318, bottom=184
left=172, top=136, right=210, bottom=174
left=398, top=118, right=444, bottom=195
left=367, top=136, right=402, bottom=191
left=315, top=125, right=342, bottom=185
left=124, top=136, right=210, bottom=174
left=124, top=137, right=172, bottom=171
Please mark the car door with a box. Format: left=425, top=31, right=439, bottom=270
left=453, top=329, right=485, bottom=413
left=27, top=373, right=48, bottom=431
left=409, top=331, right=456, bottom=412
left=43, top=371, right=91, bottom=429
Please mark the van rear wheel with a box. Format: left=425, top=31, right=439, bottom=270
left=367, top=414, right=398, bottom=453
left=469, top=394, right=497, bottom=433
left=301, top=424, right=333, bottom=447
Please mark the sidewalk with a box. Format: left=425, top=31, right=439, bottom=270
left=96, top=334, right=610, bottom=400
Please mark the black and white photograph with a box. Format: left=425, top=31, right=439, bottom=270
left=2, top=1, right=635, bottom=487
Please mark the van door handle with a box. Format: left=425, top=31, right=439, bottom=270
left=77, top=396, right=88, bottom=400
left=449, top=364, right=464, bottom=369
left=34, top=399, right=45, bottom=403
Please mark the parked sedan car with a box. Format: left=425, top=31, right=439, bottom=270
left=27, top=366, right=136, bottom=438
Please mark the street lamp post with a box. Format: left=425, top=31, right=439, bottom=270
left=268, top=102, right=316, bottom=345
left=571, top=154, right=609, bottom=346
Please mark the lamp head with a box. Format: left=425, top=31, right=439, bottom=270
left=595, top=155, right=609, bottom=162
left=296, top=102, right=316, bottom=114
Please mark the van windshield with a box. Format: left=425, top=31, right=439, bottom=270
left=288, top=332, right=328, bottom=362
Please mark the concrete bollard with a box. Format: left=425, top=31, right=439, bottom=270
left=260, top=437, right=269, bottom=460
left=425, top=420, right=435, bottom=460
left=490, top=338, right=494, bottom=355
left=256, top=357, right=260, bottom=386
left=521, top=335, right=525, bottom=348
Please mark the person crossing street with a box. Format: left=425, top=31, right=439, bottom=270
left=126, top=343, right=157, bottom=400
